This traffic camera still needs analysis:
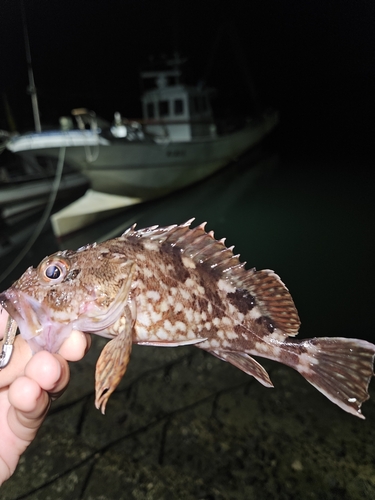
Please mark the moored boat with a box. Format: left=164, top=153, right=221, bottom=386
left=6, top=55, right=278, bottom=200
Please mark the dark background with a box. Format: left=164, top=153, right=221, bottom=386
left=1, top=0, right=375, bottom=165
left=2, top=6, right=375, bottom=497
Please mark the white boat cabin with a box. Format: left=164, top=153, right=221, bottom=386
left=140, top=62, right=217, bottom=142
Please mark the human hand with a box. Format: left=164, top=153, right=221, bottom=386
left=0, top=310, right=90, bottom=486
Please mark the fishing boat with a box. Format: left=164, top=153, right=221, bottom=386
left=6, top=55, right=278, bottom=200
left=5, top=54, right=278, bottom=237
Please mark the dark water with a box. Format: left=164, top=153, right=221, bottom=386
left=1, top=146, right=375, bottom=499
left=2, top=145, right=374, bottom=342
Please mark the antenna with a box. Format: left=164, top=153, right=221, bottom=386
left=20, top=0, right=41, bottom=132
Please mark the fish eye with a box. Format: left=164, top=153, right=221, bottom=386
left=45, top=264, right=62, bottom=280
left=37, top=254, right=70, bottom=285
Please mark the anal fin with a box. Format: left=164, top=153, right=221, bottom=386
left=209, top=350, right=274, bottom=388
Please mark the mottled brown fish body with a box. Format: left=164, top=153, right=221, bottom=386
left=1, top=220, right=374, bottom=417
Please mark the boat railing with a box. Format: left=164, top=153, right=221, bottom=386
left=72, top=108, right=99, bottom=132
left=121, top=118, right=215, bottom=126
left=70, top=109, right=100, bottom=162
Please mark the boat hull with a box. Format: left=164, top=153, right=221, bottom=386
left=8, top=111, right=278, bottom=198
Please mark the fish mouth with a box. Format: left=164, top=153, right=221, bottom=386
left=0, top=288, right=33, bottom=329
left=0, top=288, right=72, bottom=353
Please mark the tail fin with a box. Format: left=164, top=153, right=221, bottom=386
left=293, top=338, right=375, bottom=418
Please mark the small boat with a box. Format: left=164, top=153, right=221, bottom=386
left=0, top=150, right=89, bottom=225
left=0, top=149, right=89, bottom=257
left=6, top=55, right=278, bottom=201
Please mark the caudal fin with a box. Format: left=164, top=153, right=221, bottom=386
left=294, top=337, right=375, bottom=418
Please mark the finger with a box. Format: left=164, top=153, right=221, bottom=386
left=0, top=328, right=90, bottom=390
left=24, top=351, right=70, bottom=398
left=0, top=337, right=32, bottom=388
left=7, top=376, right=50, bottom=443
left=58, top=330, right=91, bottom=361
left=7, top=351, right=71, bottom=445
left=0, top=309, right=9, bottom=337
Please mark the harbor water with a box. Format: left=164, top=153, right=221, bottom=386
left=1, top=144, right=375, bottom=499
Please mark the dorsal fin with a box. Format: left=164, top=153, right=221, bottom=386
left=122, top=220, right=300, bottom=337
left=122, top=219, right=242, bottom=271
left=241, top=269, right=301, bottom=336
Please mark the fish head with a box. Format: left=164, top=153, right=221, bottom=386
left=0, top=245, right=134, bottom=353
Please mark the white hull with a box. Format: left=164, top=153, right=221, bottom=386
left=50, top=190, right=141, bottom=237
left=8, top=111, right=278, bottom=198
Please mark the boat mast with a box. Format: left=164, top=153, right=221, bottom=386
left=20, top=0, right=41, bottom=132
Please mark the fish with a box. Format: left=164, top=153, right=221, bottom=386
left=1, top=219, right=374, bottom=417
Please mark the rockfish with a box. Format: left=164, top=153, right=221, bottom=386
left=1, top=220, right=374, bottom=417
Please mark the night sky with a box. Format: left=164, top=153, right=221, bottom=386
left=1, top=0, right=375, bottom=163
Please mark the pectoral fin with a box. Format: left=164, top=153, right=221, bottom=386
left=95, top=303, right=134, bottom=414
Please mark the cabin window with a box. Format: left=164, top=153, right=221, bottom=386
left=147, top=102, right=154, bottom=118
left=158, top=100, right=169, bottom=117
left=174, top=99, right=184, bottom=115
